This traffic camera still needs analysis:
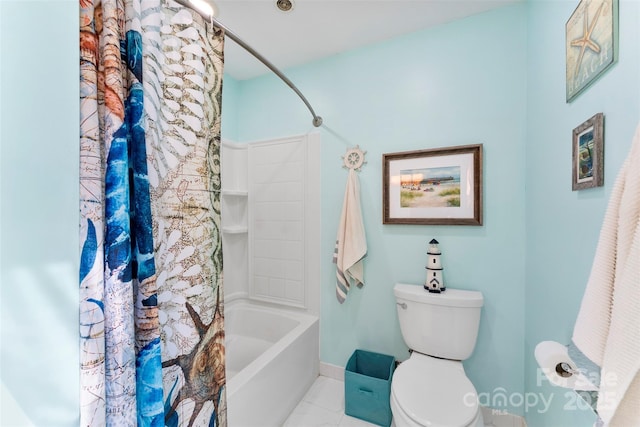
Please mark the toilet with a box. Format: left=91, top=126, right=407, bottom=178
left=391, top=283, right=484, bottom=427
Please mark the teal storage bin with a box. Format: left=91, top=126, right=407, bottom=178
left=344, top=349, right=396, bottom=427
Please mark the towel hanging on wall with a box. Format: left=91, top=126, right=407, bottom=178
left=333, top=147, right=367, bottom=303
left=572, top=123, right=640, bottom=426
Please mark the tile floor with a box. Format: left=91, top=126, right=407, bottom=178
left=283, top=376, right=377, bottom=427
left=283, top=375, right=527, bottom=427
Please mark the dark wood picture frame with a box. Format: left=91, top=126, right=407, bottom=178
left=572, top=113, right=604, bottom=191
left=383, top=144, right=483, bottom=225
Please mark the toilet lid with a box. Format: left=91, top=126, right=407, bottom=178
left=392, top=355, right=478, bottom=427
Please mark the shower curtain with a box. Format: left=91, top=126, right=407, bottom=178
left=79, top=0, right=225, bottom=425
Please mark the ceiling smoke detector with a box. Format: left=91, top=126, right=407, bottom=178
left=276, top=0, right=294, bottom=12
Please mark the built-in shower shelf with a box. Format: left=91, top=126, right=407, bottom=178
left=222, top=226, right=248, bottom=234
left=222, top=190, right=248, bottom=197
left=221, top=188, right=248, bottom=233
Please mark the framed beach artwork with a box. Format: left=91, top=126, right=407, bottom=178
left=566, top=0, right=618, bottom=102
left=383, top=144, right=483, bottom=225
left=572, top=113, right=604, bottom=191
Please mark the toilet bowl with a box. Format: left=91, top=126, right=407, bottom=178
left=390, top=352, right=483, bottom=427
left=392, top=284, right=485, bottom=427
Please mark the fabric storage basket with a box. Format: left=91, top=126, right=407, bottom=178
left=344, top=349, right=396, bottom=427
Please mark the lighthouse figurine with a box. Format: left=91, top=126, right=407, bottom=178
left=425, top=239, right=446, bottom=293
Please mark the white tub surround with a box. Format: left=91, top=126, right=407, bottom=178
left=221, top=134, right=321, bottom=425
left=221, top=133, right=321, bottom=315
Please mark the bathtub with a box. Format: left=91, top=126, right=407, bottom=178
left=225, top=299, right=319, bottom=426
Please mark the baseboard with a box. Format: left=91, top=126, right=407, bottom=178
left=319, top=362, right=344, bottom=381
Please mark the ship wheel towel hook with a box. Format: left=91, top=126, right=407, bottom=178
left=342, top=146, right=367, bottom=172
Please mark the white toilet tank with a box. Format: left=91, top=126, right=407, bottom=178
left=394, top=283, right=483, bottom=361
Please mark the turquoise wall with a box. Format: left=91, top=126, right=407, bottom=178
left=1, top=1, right=79, bottom=425
left=221, top=74, right=240, bottom=141
left=525, top=0, right=639, bottom=425
left=228, top=5, right=529, bottom=415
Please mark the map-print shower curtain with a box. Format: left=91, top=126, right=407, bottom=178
left=79, top=0, right=226, bottom=425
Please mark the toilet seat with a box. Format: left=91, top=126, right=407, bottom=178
left=391, top=353, right=479, bottom=427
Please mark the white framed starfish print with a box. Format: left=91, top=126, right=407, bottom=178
left=566, top=0, right=618, bottom=102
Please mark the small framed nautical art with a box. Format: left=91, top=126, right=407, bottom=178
left=382, top=144, right=482, bottom=225
left=566, top=0, right=618, bottom=102
left=572, top=113, right=604, bottom=191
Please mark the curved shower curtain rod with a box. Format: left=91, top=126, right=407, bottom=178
left=174, top=0, right=323, bottom=127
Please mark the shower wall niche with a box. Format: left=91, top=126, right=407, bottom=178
left=221, top=142, right=249, bottom=301
left=221, top=134, right=320, bottom=315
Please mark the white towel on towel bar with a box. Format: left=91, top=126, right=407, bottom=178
left=572, top=123, right=640, bottom=426
left=333, top=169, right=367, bottom=304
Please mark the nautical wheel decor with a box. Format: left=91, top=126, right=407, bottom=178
left=342, top=146, right=367, bottom=171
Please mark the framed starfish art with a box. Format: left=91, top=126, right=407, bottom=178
left=566, top=0, right=619, bottom=102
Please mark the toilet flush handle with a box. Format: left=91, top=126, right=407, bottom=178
left=396, top=302, right=407, bottom=310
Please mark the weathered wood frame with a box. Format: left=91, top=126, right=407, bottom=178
left=383, top=144, right=483, bottom=225
left=572, top=113, right=604, bottom=191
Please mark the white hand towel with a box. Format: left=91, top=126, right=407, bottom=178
left=572, top=123, right=640, bottom=426
left=333, top=169, right=367, bottom=303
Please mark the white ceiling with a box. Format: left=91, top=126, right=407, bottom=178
left=215, top=0, right=521, bottom=80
